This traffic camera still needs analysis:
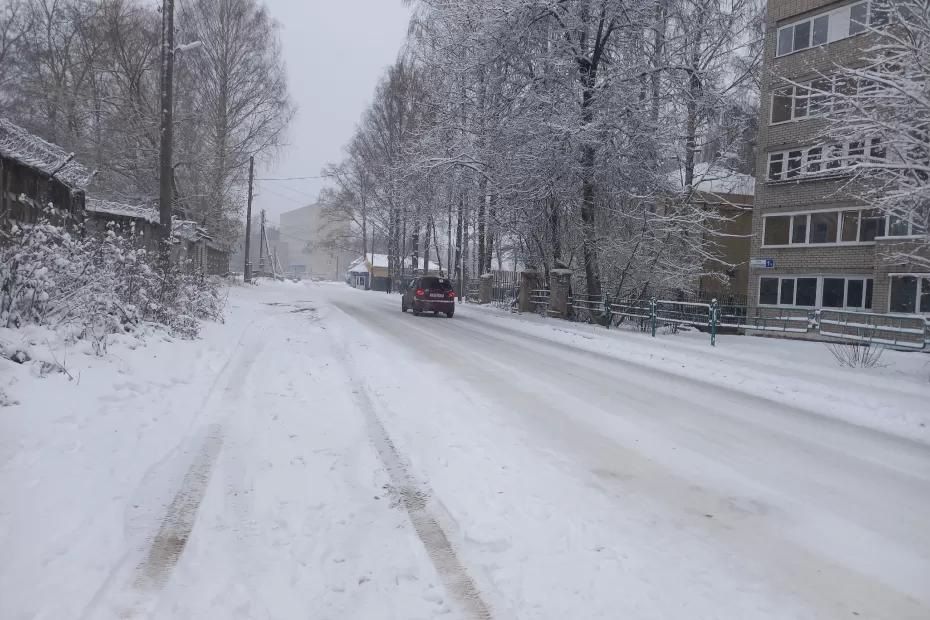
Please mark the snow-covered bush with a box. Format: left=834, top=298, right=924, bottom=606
left=0, top=223, right=225, bottom=343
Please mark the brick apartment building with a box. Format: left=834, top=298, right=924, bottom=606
left=749, top=0, right=930, bottom=327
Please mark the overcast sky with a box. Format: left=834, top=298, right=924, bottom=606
left=253, top=0, right=412, bottom=225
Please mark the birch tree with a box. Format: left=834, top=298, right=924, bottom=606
left=822, top=0, right=930, bottom=269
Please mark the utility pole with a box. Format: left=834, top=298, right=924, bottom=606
left=243, top=156, right=254, bottom=282
left=158, top=0, right=175, bottom=241
left=258, top=209, right=266, bottom=277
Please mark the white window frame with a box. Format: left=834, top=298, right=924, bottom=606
left=761, top=207, right=884, bottom=248
left=770, top=83, right=811, bottom=124
left=775, top=1, right=873, bottom=58
left=887, top=273, right=930, bottom=315
left=878, top=213, right=928, bottom=239
left=758, top=274, right=874, bottom=310
left=758, top=275, right=821, bottom=308
left=766, top=138, right=884, bottom=182
left=769, top=75, right=862, bottom=125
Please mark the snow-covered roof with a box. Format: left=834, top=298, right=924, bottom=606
left=347, top=257, right=369, bottom=273
left=86, top=198, right=159, bottom=223
left=356, top=253, right=442, bottom=272
left=668, top=162, right=755, bottom=197
left=0, top=117, right=91, bottom=189
left=172, top=219, right=212, bottom=242
left=405, top=256, right=441, bottom=271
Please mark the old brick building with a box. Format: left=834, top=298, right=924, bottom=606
left=749, top=0, right=929, bottom=327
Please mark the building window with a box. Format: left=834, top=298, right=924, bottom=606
left=780, top=278, right=795, bottom=305
left=888, top=214, right=910, bottom=237
left=771, top=85, right=810, bottom=123
left=769, top=79, right=848, bottom=125
left=792, top=214, right=808, bottom=244
left=859, top=209, right=886, bottom=240
left=768, top=153, right=784, bottom=180
left=845, top=278, right=873, bottom=309
left=889, top=275, right=930, bottom=314
left=764, top=215, right=790, bottom=245
left=883, top=212, right=927, bottom=238
left=759, top=277, right=779, bottom=305
left=759, top=275, right=874, bottom=309
left=771, top=87, right=793, bottom=123
left=806, top=147, right=822, bottom=173
left=767, top=140, right=884, bottom=182
left=787, top=150, right=803, bottom=178
left=769, top=82, right=820, bottom=124
left=809, top=211, right=839, bottom=243
left=822, top=278, right=846, bottom=307
left=776, top=1, right=883, bottom=57
left=758, top=276, right=817, bottom=307
left=762, top=208, right=890, bottom=247
left=841, top=210, right=859, bottom=241
left=849, top=2, right=869, bottom=34
left=796, top=278, right=818, bottom=306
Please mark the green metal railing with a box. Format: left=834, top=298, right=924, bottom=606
left=817, top=309, right=927, bottom=350
left=516, top=283, right=929, bottom=350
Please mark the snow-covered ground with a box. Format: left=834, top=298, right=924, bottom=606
left=1, top=281, right=928, bottom=619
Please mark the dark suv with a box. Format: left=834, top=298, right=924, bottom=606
left=402, top=276, right=456, bottom=317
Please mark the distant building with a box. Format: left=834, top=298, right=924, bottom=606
left=279, top=203, right=354, bottom=281
left=0, top=117, right=90, bottom=233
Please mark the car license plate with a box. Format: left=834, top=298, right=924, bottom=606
left=430, top=293, right=444, bottom=298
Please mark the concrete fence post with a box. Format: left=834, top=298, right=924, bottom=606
left=478, top=273, right=493, bottom=305
left=518, top=269, right=540, bottom=313
left=550, top=268, right=573, bottom=318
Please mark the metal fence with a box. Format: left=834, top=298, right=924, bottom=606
left=463, top=273, right=929, bottom=350
left=816, top=309, right=927, bottom=349
left=743, top=308, right=927, bottom=349
left=490, top=271, right=519, bottom=309
left=745, top=307, right=813, bottom=333
left=530, top=288, right=550, bottom=314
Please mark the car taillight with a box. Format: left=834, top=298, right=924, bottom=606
left=447, top=290, right=455, bottom=298
left=416, top=289, right=425, bottom=297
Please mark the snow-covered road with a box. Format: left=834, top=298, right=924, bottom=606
left=3, top=281, right=929, bottom=619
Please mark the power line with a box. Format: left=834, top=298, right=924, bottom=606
left=255, top=186, right=313, bottom=205
left=259, top=180, right=318, bottom=200
left=254, top=175, right=324, bottom=181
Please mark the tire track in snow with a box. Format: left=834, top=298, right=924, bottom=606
left=133, top=423, right=224, bottom=589
left=331, top=325, right=493, bottom=620
left=80, top=316, right=269, bottom=619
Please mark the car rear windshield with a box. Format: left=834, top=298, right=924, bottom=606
left=420, top=277, right=452, bottom=291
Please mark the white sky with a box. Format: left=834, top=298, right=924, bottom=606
left=253, top=0, right=412, bottom=225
